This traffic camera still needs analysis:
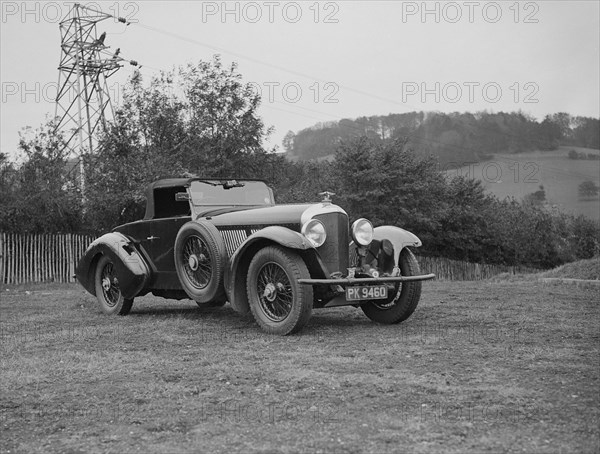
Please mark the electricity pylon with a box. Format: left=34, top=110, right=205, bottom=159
left=54, top=3, right=133, bottom=191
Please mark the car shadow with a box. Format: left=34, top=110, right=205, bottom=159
left=128, top=300, right=379, bottom=332
left=130, top=303, right=237, bottom=318
left=126, top=293, right=436, bottom=334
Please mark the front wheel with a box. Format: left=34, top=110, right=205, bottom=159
left=94, top=255, right=134, bottom=315
left=361, top=248, right=422, bottom=324
left=246, top=246, right=313, bottom=335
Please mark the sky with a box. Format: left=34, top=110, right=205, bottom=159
left=1, top=0, right=599, bottom=160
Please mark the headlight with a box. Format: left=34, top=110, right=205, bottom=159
left=302, top=219, right=327, bottom=247
left=351, top=218, right=374, bottom=247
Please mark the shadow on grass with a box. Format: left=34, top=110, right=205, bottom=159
left=130, top=304, right=233, bottom=318
left=127, top=300, right=381, bottom=334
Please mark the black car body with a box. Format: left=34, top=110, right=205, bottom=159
left=76, top=178, right=435, bottom=334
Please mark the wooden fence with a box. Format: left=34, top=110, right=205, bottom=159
left=0, top=232, right=538, bottom=285
left=0, top=233, right=95, bottom=284
left=416, top=255, right=537, bottom=280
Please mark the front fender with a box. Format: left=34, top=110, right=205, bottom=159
left=373, top=226, right=421, bottom=265
left=225, top=226, right=313, bottom=314
left=75, top=232, right=150, bottom=299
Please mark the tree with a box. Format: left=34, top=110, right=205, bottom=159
left=282, top=130, right=295, bottom=154
left=572, top=117, right=600, bottom=149
left=578, top=180, right=599, bottom=199
left=537, top=115, right=562, bottom=150
left=179, top=56, right=272, bottom=175
left=569, top=215, right=600, bottom=259
left=550, top=112, right=572, bottom=142
left=0, top=153, right=18, bottom=232
left=523, top=185, right=546, bottom=205
left=273, top=160, right=333, bottom=203
left=435, top=176, right=496, bottom=262
left=330, top=136, right=447, bottom=236
left=0, top=120, right=83, bottom=233
left=84, top=55, right=275, bottom=232
left=284, top=110, right=599, bottom=163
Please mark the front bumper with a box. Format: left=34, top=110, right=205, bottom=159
left=300, top=273, right=436, bottom=308
left=298, top=273, right=436, bottom=285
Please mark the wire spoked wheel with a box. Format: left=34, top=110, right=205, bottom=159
left=94, top=255, right=133, bottom=315
left=181, top=235, right=212, bottom=289
left=100, top=261, right=121, bottom=306
left=256, top=262, right=294, bottom=322
left=247, top=246, right=313, bottom=335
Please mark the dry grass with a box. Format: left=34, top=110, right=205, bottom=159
left=1, top=280, right=599, bottom=453
left=491, top=257, right=600, bottom=283
left=538, top=257, right=600, bottom=281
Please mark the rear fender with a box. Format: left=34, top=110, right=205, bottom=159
left=373, top=226, right=422, bottom=266
left=75, top=232, right=150, bottom=299
left=225, top=226, right=314, bottom=314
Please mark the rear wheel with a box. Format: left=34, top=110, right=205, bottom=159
left=94, top=255, right=133, bottom=315
left=246, top=246, right=313, bottom=335
left=361, top=248, right=422, bottom=324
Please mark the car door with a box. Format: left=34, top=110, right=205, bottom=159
left=139, top=216, right=191, bottom=289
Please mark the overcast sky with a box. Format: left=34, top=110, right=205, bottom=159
left=1, top=1, right=599, bottom=159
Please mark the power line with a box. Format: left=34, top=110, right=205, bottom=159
left=53, top=3, right=142, bottom=194
left=121, top=20, right=560, bottom=152
left=74, top=4, right=586, bottom=161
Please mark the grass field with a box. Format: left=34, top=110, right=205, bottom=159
left=446, top=146, right=600, bottom=221
left=1, top=279, right=598, bottom=454
left=538, top=257, right=600, bottom=280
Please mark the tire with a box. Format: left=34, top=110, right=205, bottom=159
left=246, top=246, right=313, bottom=335
left=94, top=255, right=134, bottom=315
left=361, top=248, right=422, bottom=324
left=174, top=221, right=227, bottom=304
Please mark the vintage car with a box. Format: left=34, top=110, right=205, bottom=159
left=76, top=178, right=435, bottom=334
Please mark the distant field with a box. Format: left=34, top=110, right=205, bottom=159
left=446, top=146, right=600, bottom=221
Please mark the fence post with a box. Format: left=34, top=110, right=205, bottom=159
left=67, top=233, right=74, bottom=282
left=0, top=232, right=4, bottom=285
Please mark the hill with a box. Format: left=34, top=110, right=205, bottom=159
left=284, top=111, right=599, bottom=167
left=538, top=257, right=600, bottom=280
left=448, top=147, right=600, bottom=220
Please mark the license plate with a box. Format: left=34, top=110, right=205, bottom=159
left=346, top=285, right=388, bottom=301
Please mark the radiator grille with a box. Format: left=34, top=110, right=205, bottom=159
left=315, top=212, right=349, bottom=275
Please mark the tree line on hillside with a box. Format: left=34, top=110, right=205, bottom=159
left=1, top=57, right=598, bottom=269
left=284, top=111, right=600, bottom=165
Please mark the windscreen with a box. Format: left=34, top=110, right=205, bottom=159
left=189, top=180, right=273, bottom=206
